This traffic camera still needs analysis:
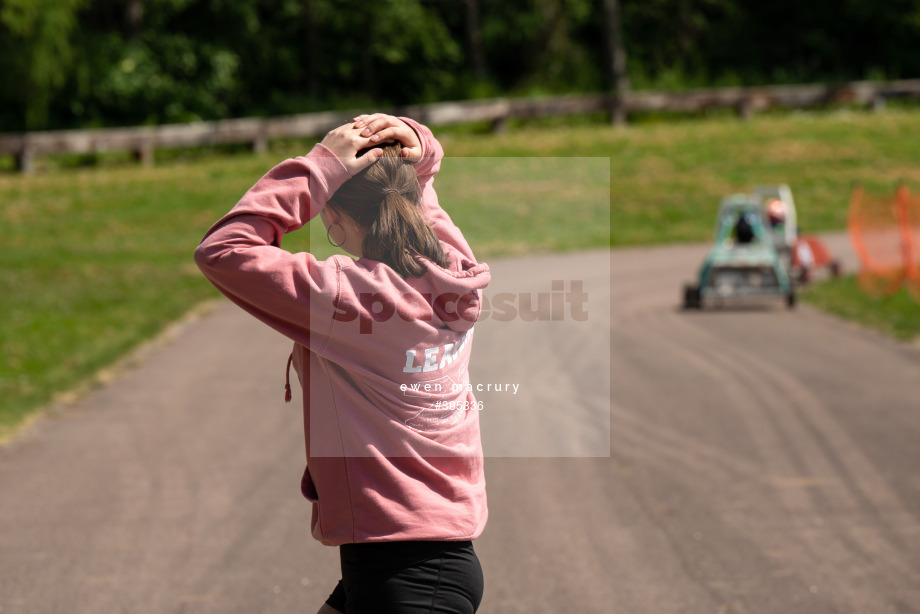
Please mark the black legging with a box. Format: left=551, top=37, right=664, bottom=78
left=325, top=540, right=484, bottom=614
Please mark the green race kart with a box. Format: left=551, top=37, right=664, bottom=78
left=683, top=193, right=796, bottom=309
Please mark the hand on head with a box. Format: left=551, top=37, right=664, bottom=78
left=319, top=124, right=381, bottom=176
left=352, top=114, right=423, bottom=161
left=320, top=114, right=422, bottom=176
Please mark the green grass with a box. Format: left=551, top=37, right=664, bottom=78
left=801, top=276, right=920, bottom=341
left=1, top=158, right=265, bottom=439
left=5, top=107, right=920, bottom=440
left=439, top=107, right=920, bottom=245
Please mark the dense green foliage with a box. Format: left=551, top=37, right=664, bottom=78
left=622, top=0, right=920, bottom=88
left=3, top=0, right=920, bottom=131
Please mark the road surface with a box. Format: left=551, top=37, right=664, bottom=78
left=2, top=235, right=919, bottom=613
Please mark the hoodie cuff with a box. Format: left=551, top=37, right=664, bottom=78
left=397, top=117, right=443, bottom=181
left=305, top=143, right=352, bottom=211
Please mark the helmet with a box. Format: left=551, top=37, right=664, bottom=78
left=766, top=199, right=785, bottom=225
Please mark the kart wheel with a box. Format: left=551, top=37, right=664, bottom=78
left=683, top=284, right=702, bottom=309
left=829, top=260, right=842, bottom=278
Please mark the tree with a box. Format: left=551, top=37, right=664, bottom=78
left=0, top=0, right=86, bottom=129
left=604, top=0, right=629, bottom=124
left=463, top=0, right=487, bottom=81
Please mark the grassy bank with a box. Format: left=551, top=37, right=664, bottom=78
left=801, top=276, right=920, bottom=341
left=440, top=108, right=920, bottom=245
left=4, top=108, right=920, bottom=439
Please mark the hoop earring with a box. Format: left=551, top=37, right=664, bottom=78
left=326, top=221, right=346, bottom=247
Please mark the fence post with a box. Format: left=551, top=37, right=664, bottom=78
left=134, top=140, right=154, bottom=166
left=15, top=142, right=34, bottom=173
left=251, top=134, right=268, bottom=154
left=249, top=119, right=268, bottom=154
left=737, top=98, right=753, bottom=120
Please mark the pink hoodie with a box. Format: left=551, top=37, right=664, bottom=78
left=195, top=118, right=489, bottom=545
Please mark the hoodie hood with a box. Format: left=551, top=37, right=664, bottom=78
left=405, top=243, right=491, bottom=332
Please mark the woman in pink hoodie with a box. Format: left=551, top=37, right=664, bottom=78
left=195, top=114, right=489, bottom=613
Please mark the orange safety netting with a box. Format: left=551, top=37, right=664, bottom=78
left=905, top=187, right=920, bottom=302
left=848, top=184, right=920, bottom=301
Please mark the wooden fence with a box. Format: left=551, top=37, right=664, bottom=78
left=3, top=79, right=920, bottom=172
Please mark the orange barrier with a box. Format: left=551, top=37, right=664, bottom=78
left=793, top=235, right=834, bottom=268
left=904, top=187, right=920, bottom=301
left=848, top=184, right=920, bottom=300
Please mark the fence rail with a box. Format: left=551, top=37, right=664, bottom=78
left=4, top=79, right=920, bottom=172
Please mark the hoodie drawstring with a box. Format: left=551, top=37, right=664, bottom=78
left=284, top=352, right=294, bottom=403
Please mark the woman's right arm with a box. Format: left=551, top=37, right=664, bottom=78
left=195, top=125, right=379, bottom=350
left=193, top=150, right=346, bottom=350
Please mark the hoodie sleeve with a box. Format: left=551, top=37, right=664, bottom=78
left=193, top=143, right=351, bottom=351
left=398, top=117, right=477, bottom=262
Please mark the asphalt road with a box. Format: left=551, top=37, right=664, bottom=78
left=2, top=236, right=920, bottom=613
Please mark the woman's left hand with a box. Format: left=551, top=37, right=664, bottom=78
left=319, top=124, right=382, bottom=176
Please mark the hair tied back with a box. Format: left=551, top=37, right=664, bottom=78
left=326, top=141, right=449, bottom=278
